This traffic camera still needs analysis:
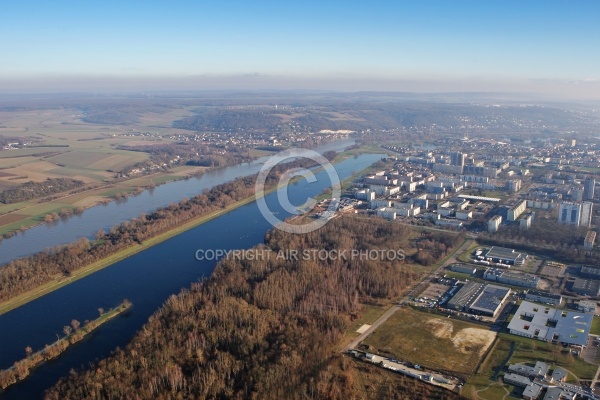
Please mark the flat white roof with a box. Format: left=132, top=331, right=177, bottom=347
left=508, top=301, right=592, bottom=346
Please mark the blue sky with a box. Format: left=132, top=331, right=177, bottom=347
left=1, top=1, right=599, bottom=97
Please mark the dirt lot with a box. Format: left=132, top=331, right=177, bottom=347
left=427, top=318, right=495, bottom=355
left=539, top=263, right=564, bottom=278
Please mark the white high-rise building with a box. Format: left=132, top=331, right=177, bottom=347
left=584, top=178, right=595, bottom=201
left=558, top=202, right=593, bottom=227
left=558, top=202, right=581, bottom=226
left=581, top=202, right=593, bottom=228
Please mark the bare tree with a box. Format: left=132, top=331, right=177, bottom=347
left=63, top=325, right=72, bottom=336
left=71, top=319, right=80, bottom=331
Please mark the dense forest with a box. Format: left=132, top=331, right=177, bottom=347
left=0, top=178, right=85, bottom=204
left=81, top=111, right=140, bottom=125
left=46, top=217, right=462, bottom=399
left=171, top=101, right=598, bottom=135
left=173, top=108, right=283, bottom=133
left=412, top=232, right=465, bottom=266
left=0, top=154, right=335, bottom=302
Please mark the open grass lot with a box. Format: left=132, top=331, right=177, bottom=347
left=465, top=333, right=599, bottom=399
left=0, top=155, right=39, bottom=168
left=336, top=302, right=391, bottom=352
left=362, top=307, right=496, bottom=376
left=457, top=241, right=481, bottom=263
left=46, top=151, right=113, bottom=168
left=46, top=166, right=112, bottom=182
left=591, top=316, right=600, bottom=335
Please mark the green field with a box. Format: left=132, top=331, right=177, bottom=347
left=457, top=242, right=481, bottom=263
left=362, top=307, right=496, bottom=376
left=336, top=302, right=390, bottom=352
left=592, top=316, right=600, bottom=335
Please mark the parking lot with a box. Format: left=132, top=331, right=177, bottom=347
left=583, top=335, right=600, bottom=364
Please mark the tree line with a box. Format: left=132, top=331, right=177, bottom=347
left=46, top=217, right=461, bottom=399
left=0, top=178, right=85, bottom=204
left=0, top=154, right=336, bottom=303
left=484, top=217, right=600, bottom=265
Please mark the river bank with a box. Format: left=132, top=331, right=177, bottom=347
left=0, top=138, right=357, bottom=265
left=0, top=299, right=132, bottom=391
left=0, top=192, right=261, bottom=315
left=0, top=152, right=384, bottom=399
left=0, top=148, right=364, bottom=315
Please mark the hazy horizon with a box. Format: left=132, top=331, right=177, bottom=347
left=2, top=1, right=599, bottom=100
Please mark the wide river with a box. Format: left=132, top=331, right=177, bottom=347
left=0, top=138, right=356, bottom=265
left=0, top=151, right=383, bottom=399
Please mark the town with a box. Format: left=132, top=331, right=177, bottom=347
left=310, top=135, right=600, bottom=400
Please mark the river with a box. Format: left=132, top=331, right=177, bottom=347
left=0, top=138, right=356, bottom=265
left=0, top=151, right=383, bottom=399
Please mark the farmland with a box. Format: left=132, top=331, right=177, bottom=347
left=0, top=106, right=207, bottom=236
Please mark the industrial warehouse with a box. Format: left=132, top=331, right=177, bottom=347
left=484, top=246, right=528, bottom=266
left=468, top=284, right=512, bottom=316
left=445, top=282, right=511, bottom=317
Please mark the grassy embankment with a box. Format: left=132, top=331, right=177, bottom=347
left=0, top=193, right=261, bottom=316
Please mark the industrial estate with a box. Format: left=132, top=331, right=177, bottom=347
left=325, top=136, right=600, bottom=400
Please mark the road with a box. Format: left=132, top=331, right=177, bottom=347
left=343, top=238, right=474, bottom=352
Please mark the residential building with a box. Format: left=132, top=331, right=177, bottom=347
left=520, top=213, right=533, bottom=230
left=456, top=210, right=472, bottom=220
left=355, top=189, right=375, bottom=201
left=549, top=367, right=567, bottom=383
left=376, top=207, right=396, bottom=221
left=507, top=200, right=527, bottom=221
left=508, top=361, right=548, bottom=379
left=584, top=177, right=595, bottom=200
left=558, top=202, right=581, bottom=226
left=488, top=215, right=502, bottom=233
left=506, top=179, right=522, bottom=193
left=450, top=151, right=466, bottom=167
left=584, top=230, right=597, bottom=250
left=580, top=201, right=593, bottom=228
